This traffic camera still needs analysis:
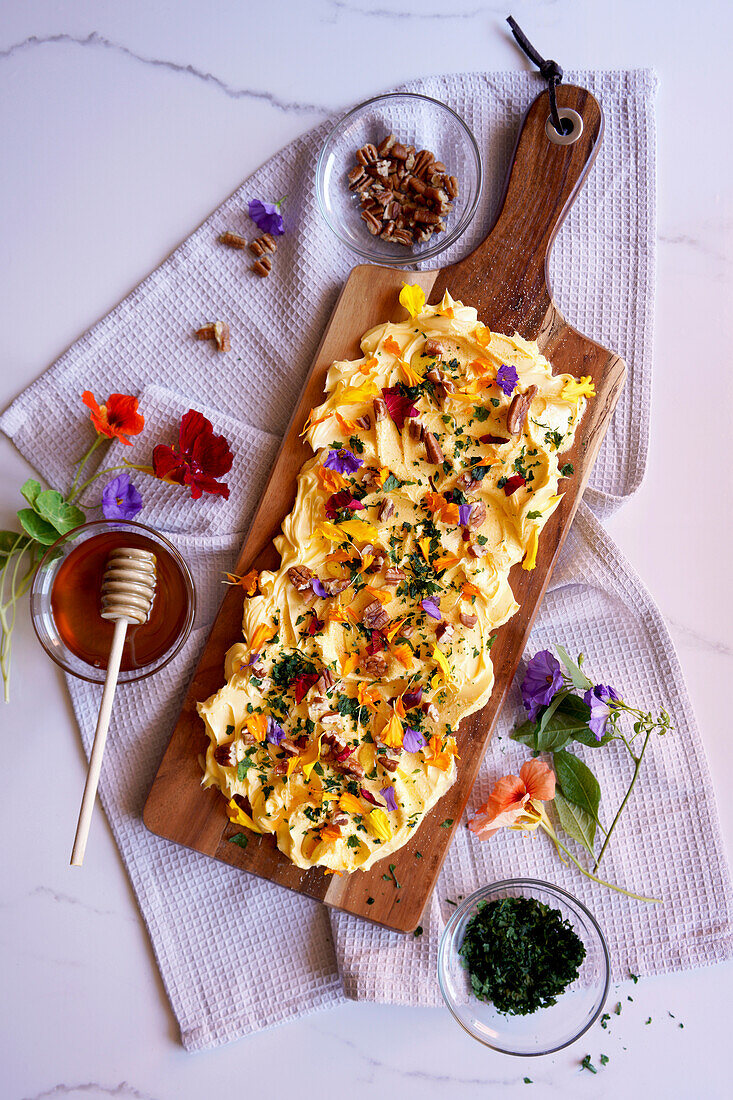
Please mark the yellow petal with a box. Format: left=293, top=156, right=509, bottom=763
left=227, top=800, right=265, bottom=833
left=433, top=645, right=453, bottom=683
left=339, top=381, right=379, bottom=404
left=367, top=808, right=393, bottom=841
left=341, top=653, right=359, bottom=676
left=522, top=526, right=539, bottom=571
left=381, top=712, right=404, bottom=748
left=561, top=376, right=596, bottom=402
left=399, top=281, right=426, bottom=320
left=338, top=518, right=379, bottom=543
left=249, top=622, right=276, bottom=653
left=473, top=323, right=492, bottom=348
left=301, top=734, right=324, bottom=781
left=339, top=792, right=363, bottom=815
left=245, top=713, right=268, bottom=742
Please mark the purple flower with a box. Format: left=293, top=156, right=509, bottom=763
left=248, top=198, right=284, bottom=236
left=458, top=503, right=473, bottom=526
left=402, top=727, right=426, bottom=753
left=381, top=785, right=398, bottom=812
left=266, top=716, right=286, bottom=745
left=584, top=684, right=620, bottom=740
left=311, top=578, right=329, bottom=598
left=520, top=649, right=564, bottom=721
left=421, top=598, right=442, bottom=620
left=102, top=473, right=142, bottom=520
left=323, top=447, right=363, bottom=475
left=496, top=364, right=519, bottom=397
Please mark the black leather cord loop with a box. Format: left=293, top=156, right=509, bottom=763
left=506, top=15, right=566, bottom=135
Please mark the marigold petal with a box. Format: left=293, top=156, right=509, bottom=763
left=399, top=282, right=426, bottom=319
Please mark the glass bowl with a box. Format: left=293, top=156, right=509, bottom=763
left=438, top=879, right=610, bottom=1055
left=316, top=92, right=482, bottom=265
left=30, top=519, right=195, bottom=684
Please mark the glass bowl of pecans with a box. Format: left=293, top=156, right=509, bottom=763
left=316, top=92, right=482, bottom=265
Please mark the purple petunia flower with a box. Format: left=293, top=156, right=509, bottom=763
left=584, top=684, right=620, bottom=740
left=402, top=727, right=426, bottom=753
left=311, top=578, right=329, bottom=598
left=248, top=198, right=284, bottom=236
left=496, top=364, right=519, bottom=397
left=323, top=447, right=363, bottom=475
left=421, top=598, right=442, bottom=620
left=458, top=503, right=473, bottom=526
left=520, top=649, right=564, bottom=721
left=266, top=716, right=286, bottom=745
left=381, top=785, right=398, bottom=812
left=102, top=473, right=143, bottom=521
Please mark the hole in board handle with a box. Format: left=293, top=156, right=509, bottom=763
left=545, top=108, right=583, bottom=146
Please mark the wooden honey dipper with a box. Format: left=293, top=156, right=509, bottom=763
left=70, top=546, right=157, bottom=866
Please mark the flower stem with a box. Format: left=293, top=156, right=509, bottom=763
left=539, top=820, right=660, bottom=904
left=71, top=462, right=132, bottom=504
left=67, top=435, right=104, bottom=501
left=593, top=723, right=654, bottom=871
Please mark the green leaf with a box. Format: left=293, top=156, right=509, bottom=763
left=17, top=508, right=60, bottom=546
left=0, top=530, right=33, bottom=558
left=537, top=690, right=571, bottom=737
left=553, top=790, right=596, bottom=857
left=573, top=726, right=615, bottom=748
left=553, top=749, right=603, bottom=828
left=228, top=832, right=249, bottom=849
left=34, top=490, right=86, bottom=535
left=20, top=479, right=42, bottom=507
left=512, top=709, right=592, bottom=754
left=555, top=645, right=593, bottom=691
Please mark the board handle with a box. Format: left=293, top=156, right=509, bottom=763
left=433, top=83, right=604, bottom=337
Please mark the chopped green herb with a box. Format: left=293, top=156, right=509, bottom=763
left=414, top=926, right=423, bottom=937
left=237, top=757, right=255, bottom=780
left=580, top=1055, right=597, bottom=1074
left=629, top=971, right=639, bottom=983
left=600, top=1055, right=609, bottom=1066
left=459, top=896, right=586, bottom=1015
left=614, top=1002, right=622, bottom=1015
left=228, top=832, right=249, bottom=849
left=490, top=397, right=500, bottom=408
left=559, top=462, right=574, bottom=477
left=600, top=1013, right=610, bottom=1029
left=366, top=896, right=374, bottom=905
left=473, top=406, right=491, bottom=422
left=526, top=510, right=542, bottom=520
left=645, top=1017, right=652, bottom=1025
left=225, top=724, right=234, bottom=737
left=523, top=1079, right=532, bottom=1085
left=439, top=818, right=453, bottom=828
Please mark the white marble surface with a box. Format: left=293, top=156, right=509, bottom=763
left=1, top=1, right=731, bottom=1097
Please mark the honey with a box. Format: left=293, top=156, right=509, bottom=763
left=51, top=531, right=190, bottom=671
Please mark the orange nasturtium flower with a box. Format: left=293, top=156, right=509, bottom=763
left=82, top=391, right=145, bottom=445
left=382, top=336, right=402, bottom=357
left=224, top=568, right=259, bottom=595
left=467, top=759, right=555, bottom=840
left=423, top=735, right=456, bottom=772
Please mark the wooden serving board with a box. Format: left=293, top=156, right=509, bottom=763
left=144, top=84, right=626, bottom=932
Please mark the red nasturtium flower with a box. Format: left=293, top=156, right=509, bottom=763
left=82, top=391, right=145, bottom=445
left=152, top=409, right=234, bottom=500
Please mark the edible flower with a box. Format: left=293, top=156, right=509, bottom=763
left=335, top=412, right=361, bottom=434
left=458, top=503, right=473, bottom=526
left=399, top=281, right=426, bottom=319
left=496, top=364, right=519, bottom=397
left=467, top=759, right=555, bottom=840
left=520, top=649, right=564, bottom=721
left=480, top=433, right=509, bottom=445
left=392, top=644, right=414, bottom=669
left=339, top=792, right=363, bottom=815
left=291, top=672, right=319, bottom=703
left=381, top=712, right=404, bottom=749
left=503, top=474, right=526, bottom=496
left=561, top=376, right=596, bottom=402
left=311, top=578, right=329, bottom=598
left=382, top=336, right=402, bottom=356
left=266, top=716, right=286, bottom=745
left=245, top=713, right=268, bottom=742
left=248, top=198, right=285, bottom=235
left=424, top=735, right=455, bottom=771
left=357, top=681, right=381, bottom=711
left=82, top=390, right=145, bottom=445
left=432, top=645, right=452, bottom=684
left=382, top=386, right=418, bottom=431
left=224, top=568, right=259, bottom=595
left=227, top=799, right=264, bottom=833
left=380, top=785, right=399, bottom=812
left=421, top=598, right=442, bottom=620
left=433, top=553, right=460, bottom=571
left=325, top=489, right=365, bottom=519
left=400, top=359, right=423, bottom=387
left=300, top=734, right=323, bottom=781
left=323, top=447, right=362, bottom=475
left=317, top=466, right=348, bottom=493
left=339, top=381, right=379, bottom=404
left=305, top=612, right=324, bottom=635
left=367, top=808, right=392, bottom=842
left=522, top=527, right=539, bottom=571
left=473, top=323, right=492, bottom=347
left=359, top=787, right=381, bottom=807
left=583, top=683, right=620, bottom=740
left=249, top=623, right=276, bottom=654
left=152, top=409, right=233, bottom=499
left=402, top=727, right=426, bottom=753
left=461, top=582, right=480, bottom=599
left=101, top=473, right=143, bottom=520
left=341, top=654, right=359, bottom=676
left=384, top=618, right=406, bottom=642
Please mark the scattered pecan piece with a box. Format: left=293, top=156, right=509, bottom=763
left=422, top=702, right=439, bottom=721
left=456, top=472, right=480, bottom=491
left=313, top=669, right=337, bottom=697
left=322, top=577, right=350, bottom=597
left=460, top=612, right=478, bottom=627
left=232, top=793, right=252, bottom=812
left=330, top=811, right=349, bottom=826
left=288, top=565, right=314, bottom=591
left=467, top=501, right=486, bottom=529
left=379, top=753, right=400, bottom=772
left=214, top=742, right=236, bottom=767
left=424, top=432, right=444, bottom=465
left=506, top=385, right=538, bottom=435
left=423, top=337, right=445, bottom=357
left=355, top=414, right=372, bottom=430
left=384, top=566, right=406, bottom=586
left=249, top=233, right=277, bottom=258
left=407, top=418, right=424, bottom=441
left=378, top=498, right=394, bottom=522
left=251, top=256, right=272, bottom=277
left=436, top=622, right=454, bottom=641
left=373, top=397, right=389, bottom=422
left=366, top=550, right=386, bottom=573
left=195, top=321, right=230, bottom=352
left=279, top=738, right=300, bottom=757
left=362, top=601, right=389, bottom=631
left=218, top=230, right=248, bottom=249
left=361, top=652, right=387, bottom=677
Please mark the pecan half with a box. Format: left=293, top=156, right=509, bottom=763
left=373, top=397, right=388, bottom=422
left=322, top=577, right=350, bottom=597
left=219, top=230, right=248, bottom=249
left=313, top=669, right=337, bottom=697
left=361, top=652, right=387, bottom=677
left=467, top=501, right=486, bottom=529
left=361, top=209, right=382, bottom=235
left=407, top=418, right=424, bottom=440
left=249, top=233, right=277, bottom=258
left=424, top=432, right=444, bottom=465
left=362, top=601, right=389, bottom=631
left=356, top=143, right=379, bottom=165
left=423, top=337, right=445, bottom=357
left=379, top=753, right=400, bottom=772
left=279, top=738, right=300, bottom=757
left=460, top=612, right=478, bottom=627
left=378, top=498, right=394, bottom=522
left=213, top=742, right=236, bottom=767
left=384, top=566, right=406, bottom=586
left=251, top=256, right=272, bottom=277
left=355, top=414, right=372, bottom=430
left=506, top=385, right=538, bottom=435
left=288, top=565, right=314, bottom=591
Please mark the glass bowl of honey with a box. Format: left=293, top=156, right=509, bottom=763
left=30, top=520, right=195, bottom=683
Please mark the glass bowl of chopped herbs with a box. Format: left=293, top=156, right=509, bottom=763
left=437, top=879, right=609, bottom=1055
